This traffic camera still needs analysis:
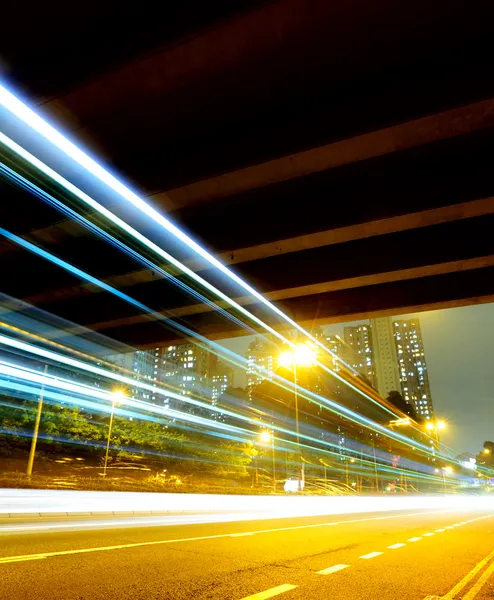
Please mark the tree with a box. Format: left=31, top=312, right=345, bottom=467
left=476, top=441, right=494, bottom=470
left=385, top=390, right=419, bottom=422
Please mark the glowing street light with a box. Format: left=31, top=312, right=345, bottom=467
left=483, top=448, right=491, bottom=455
left=425, top=419, right=447, bottom=453
left=279, top=343, right=317, bottom=492
left=103, top=389, right=126, bottom=477
left=259, top=430, right=272, bottom=444
left=425, top=419, right=447, bottom=432
left=279, top=344, right=317, bottom=368
left=443, top=466, right=454, bottom=475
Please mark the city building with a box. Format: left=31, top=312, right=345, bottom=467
left=392, top=318, right=434, bottom=420
left=343, top=325, right=376, bottom=386
left=106, top=349, right=155, bottom=402
left=371, top=317, right=402, bottom=397
left=107, top=343, right=233, bottom=417
left=246, top=338, right=275, bottom=399
left=152, top=343, right=234, bottom=416
left=210, top=366, right=234, bottom=406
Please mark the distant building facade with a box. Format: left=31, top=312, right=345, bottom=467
left=371, top=317, right=402, bottom=398
left=343, top=325, right=376, bottom=386
left=392, top=318, right=434, bottom=420
left=108, top=343, right=233, bottom=417
left=246, top=339, right=275, bottom=399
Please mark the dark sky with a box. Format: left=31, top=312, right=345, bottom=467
left=218, top=303, right=494, bottom=455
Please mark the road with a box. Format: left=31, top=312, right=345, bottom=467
left=1, top=507, right=494, bottom=599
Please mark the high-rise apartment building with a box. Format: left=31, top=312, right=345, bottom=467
left=392, top=318, right=434, bottom=420
left=246, top=339, right=275, bottom=399
left=106, top=349, right=155, bottom=402
left=153, top=343, right=224, bottom=412
left=343, top=325, right=376, bottom=386
left=108, top=343, right=233, bottom=417
left=211, top=366, right=234, bottom=406
left=371, top=317, right=402, bottom=397
left=369, top=316, right=434, bottom=420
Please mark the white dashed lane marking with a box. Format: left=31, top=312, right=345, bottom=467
left=360, top=552, right=383, bottom=560
left=317, top=564, right=350, bottom=575
left=408, top=537, right=422, bottom=542
left=388, top=543, right=406, bottom=549
left=240, top=584, right=298, bottom=600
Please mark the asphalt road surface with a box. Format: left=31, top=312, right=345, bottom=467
left=1, top=508, right=494, bottom=600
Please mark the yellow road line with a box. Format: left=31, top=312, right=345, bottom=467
left=438, top=548, right=494, bottom=599
left=462, top=558, right=494, bottom=599
left=0, top=556, right=46, bottom=564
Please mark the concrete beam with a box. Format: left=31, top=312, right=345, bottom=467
left=159, top=98, right=494, bottom=208
left=21, top=196, right=494, bottom=307
left=83, top=254, right=494, bottom=334
left=135, top=294, right=494, bottom=348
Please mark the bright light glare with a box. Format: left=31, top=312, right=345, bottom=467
left=279, top=344, right=317, bottom=368
left=259, top=431, right=272, bottom=443
left=483, top=448, right=491, bottom=455
left=443, top=466, right=453, bottom=475
left=425, top=422, right=435, bottom=432
left=112, top=389, right=126, bottom=401
left=436, top=420, right=447, bottom=431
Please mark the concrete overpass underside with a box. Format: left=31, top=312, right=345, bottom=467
left=1, top=0, right=494, bottom=347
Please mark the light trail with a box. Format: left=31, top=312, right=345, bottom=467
left=0, top=336, right=446, bottom=486
left=0, top=218, right=429, bottom=456
left=0, top=128, right=409, bottom=428
left=0, top=96, right=455, bottom=477
left=0, top=161, right=254, bottom=337
left=0, top=104, right=363, bottom=375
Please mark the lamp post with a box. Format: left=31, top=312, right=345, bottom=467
left=103, top=389, right=125, bottom=477
left=259, top=430, right=276, bottom=493
left=442, top=465, right=453, bottom=494
left=26, top=364, right=49, bottom=478
left=279, top=343, right=317, bottom=492
left=425, top=419, right=447, bottom=453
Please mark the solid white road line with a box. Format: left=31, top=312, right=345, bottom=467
left=388, top=543, right=406, bottom=549
left=360, top=552, right=383, bottom=559
left=240, top=584, right=298, bottom=599
left=317, top=564, right=350, bottom=575
left=0, top=510, right=446, bottom=565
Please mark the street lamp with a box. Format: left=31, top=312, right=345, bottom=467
left=103, top=389, right=125, bottom=477
left=483, top=448, right=491, bottom=455
left=279, top=343, right=317, bottom=492
left=425, top=419, right=447, bottom=451
left=26, top=364, right=49, bottom=478
left=259, top=430, right=276, bottom=493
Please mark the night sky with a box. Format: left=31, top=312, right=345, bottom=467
left=218, top=304, right=494, bottom=456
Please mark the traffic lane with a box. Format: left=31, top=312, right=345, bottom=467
left=0, top=508, right=462, bottom=560
left=277, top=512, right=494, bottom=600
left=0, top=510, right=491, bottom=600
